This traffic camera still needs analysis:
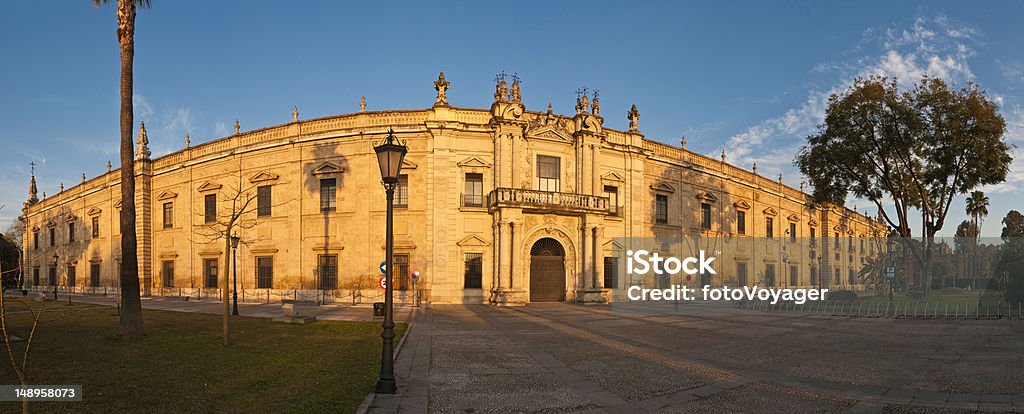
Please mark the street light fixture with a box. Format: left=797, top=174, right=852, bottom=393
left=230, top=232, right=240, bottom=316
left=374, top=128, right=406, bottom=395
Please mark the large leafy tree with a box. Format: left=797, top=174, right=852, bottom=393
left=92, top=0, right=151, bottom=337
left=1001, top=210, right=1024, bottom=240
left=796, top=76, right=1011, bottom=299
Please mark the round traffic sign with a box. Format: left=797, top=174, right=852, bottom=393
left=379, top=261, right=387, bottom=274
left=411, top=270, right=420, bottom=280
left=379, top=276, right=387, bottom=289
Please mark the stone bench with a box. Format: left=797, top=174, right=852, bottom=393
left=273, top=303, right=316, bottom=324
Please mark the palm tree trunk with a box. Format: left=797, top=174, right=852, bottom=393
left=117, top=0, right=144, bottom=337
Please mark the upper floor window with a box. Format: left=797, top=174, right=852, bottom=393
left=49, top=228, right=55, bottom=246
left=789, top=223, right=797, bottom=243
left=33, top=231, right=39, bottom=250
left=463, top=173, right=483, bottom=207
left=810, top=227, right=816, bottom=241
left=204, top=194, right=217, bottom=224
left=395, top=175, right=409, bottom=209
left=603, top=185, right=619, bottom=215
left=320, top=178, right=336, bottom=212
left=68, top=222, right=75, bottom=243
left=655, top=194, right=668, bottom=224
left=537, top=155, right=560, bottom=192
left=700, top=203, right=712, bottom=230
left=163, top=202, right=174, bottom=229
left=257, top=185, right=272, bottom=217
left=834, top=232, right=840, bottom=249
left=91, top=217, right=99, bottom=238
left=765, top=217, right=774, bottom=239
left=737, top=211, right=746, bottom=235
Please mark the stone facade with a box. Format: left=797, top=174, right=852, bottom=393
left=20, top=73, right=885, bottom=304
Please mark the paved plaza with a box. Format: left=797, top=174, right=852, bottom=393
left=369, top=302, right=1024, bottom=413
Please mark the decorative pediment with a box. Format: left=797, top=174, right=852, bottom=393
left=114, top=200, right=123, bottom=209
left=808, top=218, right=818, bottom=227
left=401, top=158, right=418, bottom=170
left=312, top=162, right=345, bottom=176
left=601, top=171, right=624, bottom=183
left=650, top=182, right=676, bottom=193
left=695, top=191, right=718, bottom=202
left=457, top=157, right=491, bottom=169
left=733, top=200, right=751, bottom=210
left=456, top=234, right=490, bottom=247
left=763, top=207, right=778, bottom=216
left=527, top=125, right=574, bottom=142
left=157, top=191, right=178, bottom=201
left=197, top=182, right=222, bottom=192
left=787, top=214, right=800, bottom=222
left=65, top=213, right=77, bottom=223
left=87, top=207, right=102, bottom=216
left=602, top=239, right=624, bottom=251
left=249, top=171, right=280, bottom=184
left=46, top=221, right=56, bottom=229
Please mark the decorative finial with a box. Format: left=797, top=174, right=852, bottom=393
left=135, top=121, right=151, bottom=160
left=185, top=134, right=190, bottom=148
left=60, top=182, right=64, bottom=192
left=233, top=119, right=240, bottom=135
left=800, top=180, right=805, bottom=192
left=627, top=104, right=640, bottom=132
left=753, top=162, right=758, bottom=174
left=493, top=71, right=508, bottom=103
left=547, top=102, right=553, bottom=114
left=30, top=161, right=35, bottom=176
left=82, top=173, right=86, bottom=183
left=292, top=105, right=299, bottom=122
left=509, top=73, right=521, bottom=102
left=360, top=96, right=367, bottom=112
left=779, top=173, right=783, bottom=183
left=591, top=89, right=600, bottom=116
left=433, top=72, right=450, bottom=106
left=681, top=135, right=687, bottom=149
left=42, top=192, right=46, bottom=199
left=721, top=150, right=727, bottom=162
left=26, top=161, right=38, bottom=205
left=107, top=160, right=112, bottom=172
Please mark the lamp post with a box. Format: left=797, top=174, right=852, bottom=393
left=780, top=245, right=789, bottom=287
left=52, top=253, right=58, bottom=300
left=887, top=237, right=896, bottom=315
left=374, top=128, right=406, bottom=394
left=231, top=232, right=240, bottom=316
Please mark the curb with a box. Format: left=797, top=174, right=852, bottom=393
left=355, top=306, right=421, bottom=414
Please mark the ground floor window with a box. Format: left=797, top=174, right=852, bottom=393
left=394, top=254, right=410, bottom=291
left=162, top=260, right=174, bottom=288
left=90, top=263, right=100, bottom=287
left=764, top=264, right=775, bottom=286
left=834, top=268, right=840, bottom=285
left=848, top=268, right=856, bottom=285
left=810, top=266, right=817, bottom=286
left=318, top=255, right=337, bottom=290
left=737, top=262, right=748, bottom=286
left=48, top=266, right=56, bottom=286
left=463, top=253, right=482, bottom=289
left=603, top=257, right=618, bottom=289
left=67, top=265, right=76, bottom=287
left=257, top=256, right=273, bottom=289
left=33, top=267, right=39, bottom=286
left=204, top=258, right=218, bottom=289
left=790, top=265, right=798, bottom=286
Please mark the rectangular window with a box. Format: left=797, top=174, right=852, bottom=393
left=464, top=253, right=482, bottom=289
left=48, top=266, right=56, bottom=286
left=765, top=263, right=776, bottom=286
left=90, top=263, right=100, bottom=287
left=810, top=266, right=818, bottom=286
left=810, top=227, right=816, bottom=241
left=765, top=217, right=774, bottom=239
left=318, top=255, right=338, bottom=290
left=655, top=194, right=668, bottom=224
left=33, top=231, right=39, bottom=250
left=49, top=228, right=55, bottom=246
left=204, top=194, right=217, bottom=224
left=68, top=222, right=75, bottom=243
left=163, top=202, right=174, bottom=229
left=737, top=211, right=746, bottom=235
left=394, top=253, right=410, bottom=291
left=395, top=175, right=409, bottom=209
left=67, top=265, right=76, bottom=287
left=789, top=223, right=797, bottom=243
left=849, top=235, right=854, bottom=252
left=603, top=257, right=618, bottom=289
left=256, top=257, right=273, bottom=289
left=790, top=265, right=798, bottom=286
left=834, top=268, right=840, bottom=285
left=204, top=258, right=218, bottom=289
left=536, top=155, right=560, bottom=192
left=848, top=268, right=856, bottom=285
left=603, top=186, right=619, bottom=215
left=834, top=232, right=840, bottom=249
left=737, top=262, right=748, bottom=286
left=33, top=267, right=39, bottom=286
left=257, top=185, right=272, bottom=217
left=92, top=217, right=99, bottom=238
left=320, top=178, right=336, bottom=212
left=700, top=203, right=712, bottom=230
left=162, top=260, right=174, bottom=288
left=463, top=173, right=484, bottom=207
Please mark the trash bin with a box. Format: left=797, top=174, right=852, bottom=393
left=373, top=302, right=385, bottom=318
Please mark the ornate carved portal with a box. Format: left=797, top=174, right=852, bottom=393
left=529, top=237, right=566, bottom=302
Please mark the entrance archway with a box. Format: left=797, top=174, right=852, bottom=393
left=530, top=238, right=566, bottom=302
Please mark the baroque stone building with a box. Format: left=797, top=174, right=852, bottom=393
left=21, top=73, right=884, bottom=304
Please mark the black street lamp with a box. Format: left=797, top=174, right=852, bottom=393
left=231, top=232, right=240, bottom=316
left=52, top=253, right=58, bottom=300
left=374, top=128, right=407, bottom=394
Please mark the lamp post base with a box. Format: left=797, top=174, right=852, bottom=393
left=375, top=378, right=397, bottom=394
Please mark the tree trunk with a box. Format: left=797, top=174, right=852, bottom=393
left=117, top=0, right=144, bottom=337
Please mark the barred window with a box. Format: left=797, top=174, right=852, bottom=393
left=318, top=255, right=337, bottom=290
left=257, top=257, right=273, bottom=289
left=204, top=258, right=218, bottom=289
left=67, top=265, right=76, bottom=287
left=790, top=265, right=798, bottom=286
left=90, top=263, right=100, bottom=287
left=537, top=155, right=560, bottom=192
left=204, top=194, right=217, bottom=224
left=737, top=262, right=748, bottom=286
left=700, top=203, right=712, bottom=230
left=463, top=173, right=483, bottom=207
left=320, top=178, right=336, bottom=212
left=395, top=175, right=409, bottom=208
left=162, top=260, right=174, bottom=288
left=655, top=194, right=668, bottom=224
left=765, top=263, right=776, bottom=286
left=257, top=185, right=272, bottom=217
left=394, top=254, right=411, bottom=291
left=464, top=253, right=482, bottom=289
left=603, top=257, right=618, bottom=289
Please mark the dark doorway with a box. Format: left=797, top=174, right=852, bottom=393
left=529, top=238, right=566, bottom=302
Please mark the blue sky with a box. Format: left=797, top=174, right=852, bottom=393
left=1, top=1, right=1022, bottom=236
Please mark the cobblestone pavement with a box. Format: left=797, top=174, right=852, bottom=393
left=368, top=302, right=1024, bottom=413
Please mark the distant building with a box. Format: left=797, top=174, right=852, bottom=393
left=21, top=73, right=884, bottom=304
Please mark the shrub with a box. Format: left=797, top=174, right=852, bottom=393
left=905, top=291, right=924, bottom=300
left=828, top=290, right=858, bottom=301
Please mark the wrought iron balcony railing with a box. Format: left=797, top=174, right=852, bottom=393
left=461, top=193, right=484, bottom=208
left=487, top=187, right=611, bottom=215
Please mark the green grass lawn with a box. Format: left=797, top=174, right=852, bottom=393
left=0, top=299, right=405, bottom=414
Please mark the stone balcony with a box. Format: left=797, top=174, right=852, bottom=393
left=487, top=187, right=612, bottom=215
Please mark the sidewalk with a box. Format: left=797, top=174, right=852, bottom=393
left=6, top=291, right=416, bottom=323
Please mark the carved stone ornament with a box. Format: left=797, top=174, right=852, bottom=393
left=627, top=104, right=640, bottom=132
left=433, top=72, right=450, bottom=106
